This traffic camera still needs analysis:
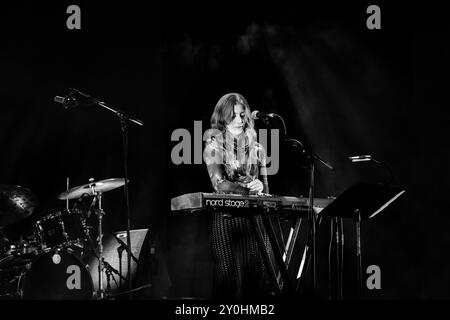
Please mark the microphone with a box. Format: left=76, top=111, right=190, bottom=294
left=54, top=95, right=79, bottom=109
left=54, top=88, right=94, bottom=109
left=348, top=155, right=372, bottom=162
left=251, top=110, right=277, bottom=120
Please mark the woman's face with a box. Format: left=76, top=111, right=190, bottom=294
left=226, top=103, right=245, bottom=136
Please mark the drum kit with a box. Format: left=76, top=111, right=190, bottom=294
left=0, top=178, right=130, bottom=300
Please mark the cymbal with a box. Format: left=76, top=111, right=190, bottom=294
left=57, top=178, right=129, bottom=200
left=0, top=185, right=38, bottom=228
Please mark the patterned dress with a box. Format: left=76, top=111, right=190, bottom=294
left=203, top=129, right=273, bottom=299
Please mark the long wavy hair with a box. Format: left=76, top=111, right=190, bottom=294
left=204, top=93, right=261, bottom=168
left=210, top=93, right=255, bottom=134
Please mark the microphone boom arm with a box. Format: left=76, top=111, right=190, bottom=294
left=96, top=100, right=144, bottom=127
left=69, top=88, right=144, bottom=126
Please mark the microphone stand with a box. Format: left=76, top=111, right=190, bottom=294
left=69, top=88, right=144, bottom=297
left=274, top=114, right=335, bottom=295
left=348, top=154, right=394, bottom=299
left=103, top=258, right=128, bottom=283
left=115, top=236, right=139, bottom=264
left=117, top=245, right=124, bottom=292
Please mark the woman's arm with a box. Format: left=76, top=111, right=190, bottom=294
left=259, top=165, right=269, bottom=194
left=206, top=163, right=250, bottom=195
left=256, top=142, right=269, bottom=194
left=204, top=137, right=250, bottom=195
left=240, top=143, right=269, bottom=195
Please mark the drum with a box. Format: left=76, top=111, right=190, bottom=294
left=0, top=238, right=40, bottom=299
left=6, top=239, right=40, bottom=256
left=36, top=209, right=87, bottom=249
left=0, top=256, right=32, bottom=300
left=18, top=249, right=93, bottom=299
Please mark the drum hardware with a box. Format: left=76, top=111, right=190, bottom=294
left=57, top=178, right=128, bottom=201
left=89, top=179, right=106, bottom=299
left=5, top=240, right=40, bottom=257
left=87, top=191, right=126, bottom=299
left=66, top=177, right=70, bottom=211
left=56, top=177, right=129, bottom=299
left=82, top=225, right=127, bottom=298
left=0, top=235, right=38, bottom=299
left=0, top=251, right=33, bottom=300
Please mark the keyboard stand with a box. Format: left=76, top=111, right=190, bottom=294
left=251, top=208, right=295, bottom=297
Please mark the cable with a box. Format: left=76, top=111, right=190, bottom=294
left=275, top=114, right=288, bottom=140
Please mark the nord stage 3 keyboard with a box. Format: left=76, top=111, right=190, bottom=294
left=171, top=192, right=334, bottom=215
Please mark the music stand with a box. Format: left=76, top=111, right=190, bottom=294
left=317, top=182, right=406, bottom=298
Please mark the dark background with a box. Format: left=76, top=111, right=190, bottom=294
left=0, top=1, right=448, bottom=299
